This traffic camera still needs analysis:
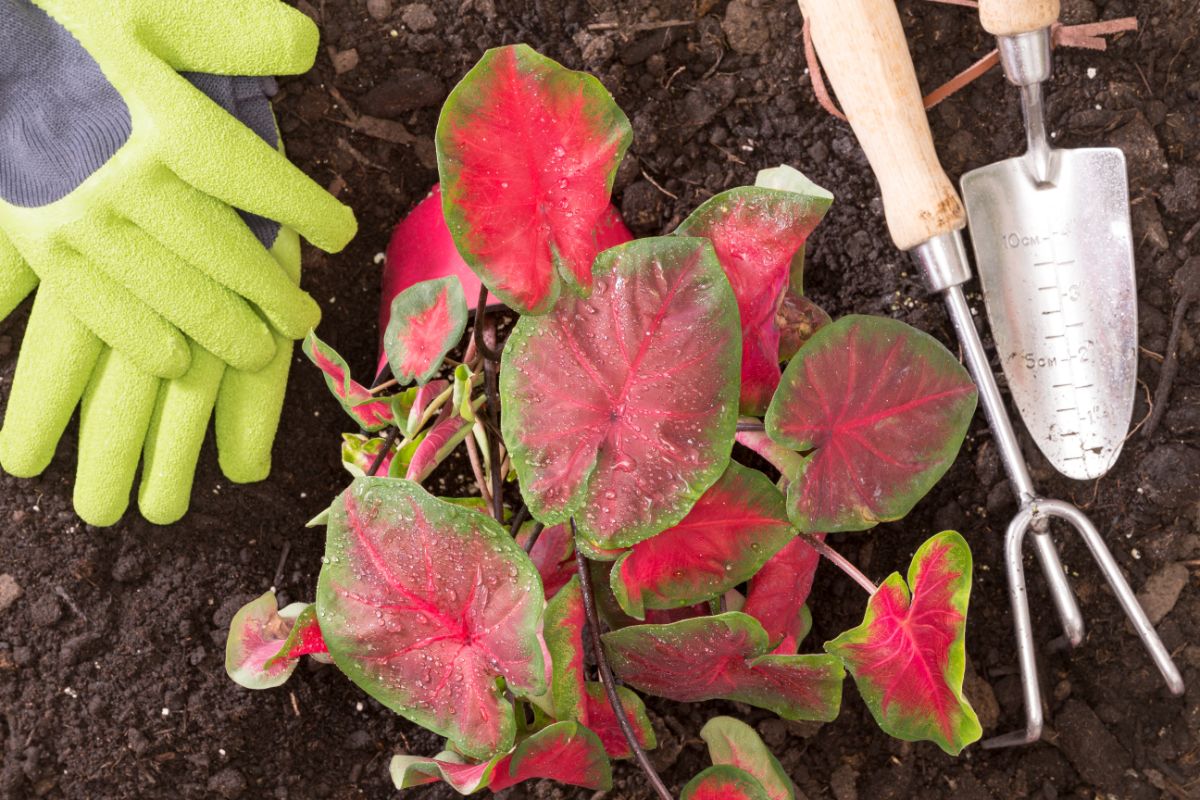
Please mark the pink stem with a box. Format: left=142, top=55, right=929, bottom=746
left=801, top=533, right=878, bottom=595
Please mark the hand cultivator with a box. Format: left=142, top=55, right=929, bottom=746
left=800, top=0, right=1183, bottom=748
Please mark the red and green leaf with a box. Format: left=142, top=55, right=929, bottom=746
left=824, top=531, right=981, bottom=755
left=676, top=186, right=831, bottom=415
left=404, top=403, right=473, bottom=483
left=743, top=536, right=821, bottom=653
left=489, top=721, right=612, bottom=792
left=390, top=751, right=498, bottom=793
left=502, top=236, right=741, bottom=549
left=384, top=276, right=468, bottom=386
left=610, top=462, right=795, bottom=618
left=517, top=523, right=576, bottom=600
left=682, top=765, right=771, bottom=800
left=602, top=612, right=843, bottom=721
left=304, top=331, right=395, bottom=431
left=544, top=575, right=587, bottom=722
left=341, top=433, right=395, bottom=478
left=225, top=592, right=327, bottom=690
left=700, top=717, right=794, bottom=800
left=583, top=682, right=657, bottom=758
left=316, top=478, right=546, bottom=759
left=437, top=44, right=632, bottom=314
left=765, top=315, right=977, bottom=532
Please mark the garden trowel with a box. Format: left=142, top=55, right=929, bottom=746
left=960, top=0, right=1136, bottom=480
left=799, top=0, right=1182, bottom=748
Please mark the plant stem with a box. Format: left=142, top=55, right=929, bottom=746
left=509, top=504, right=529, bottom=538
left=736, top=419, right=765, bottom=433
left=366, top=427, right=400, bottom=477
left=464, top=433, right=493, bottom=511
left=801, top=533, right=878, bottom=595
left=523, top=521, right=544, bottom=554
left=572, top=519, right=674, bottom=800
left=473, top=286, right=505, bottom=521
left=473, top=284, right=503, bottom=362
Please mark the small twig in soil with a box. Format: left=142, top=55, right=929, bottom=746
left=1143, top=261, right=1199, bottom=439
left=586, top=18, right=694, bottom=32
left=801, top=533, right=878, bottom=595
left=54, top=586, right=87, bottom=622
left=523, top=521, right=545, bottom=555
left=572, top=519, right=674, bottom=800
left=272, top=542, right=292, bottom=590
left=366, top=426, right=400, bottom=478
left=640, top=169, right=678, bottom=200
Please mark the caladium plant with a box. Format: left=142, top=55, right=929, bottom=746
left=226, top=43, right=986, bottom=798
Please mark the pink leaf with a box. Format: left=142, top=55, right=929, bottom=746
left=377, top=186, right=632, bottom=378
left=317, top=478, right=546, bottom=759
left=304, top=331, right=395, bottom=432
left=502, top=236, right=741, bottom=549
left=389, top=751, right=498, bottom=793
left=225, top=592, right=326, bottom=690
left=676, top=186, right=831, bottom=415
left=825, top=531, right=981, bottom=755
left=743, top=536, right=822, bottom=652
left=700, top=717, right=795, bottom=800
left=404, top=403, right=472, bottom=483
left=384, top=277, right=468, bottom=386
left=582, top=681, right=656, bottom=759
left=544, top=575, right=587, bottom=722
left=682, top=765, right=771, bottom=800
left=765, top=315, right=977, bottom=532
left=437, top=44, right=632, bottom=314
left=516, top=523, right=576, bottom=600
left=602, top=612, right=843, bottom=721
left=489, top=721, right=612, bottom=792
left=610, top=462, right=795, bottom=618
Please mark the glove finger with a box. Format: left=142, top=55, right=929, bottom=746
left=129, top=0, right=319, bottom=76
left=215, top=332, right=292, bottom=484
left=0, top=289, right=103, bottom=477
left=151, top=76, right=356, bottom=253
left=72, top=215, right=277, bottom=372
left=115, top=170, right=320, bottom=340
left=0, top=237, right=38, bottom=323
left=35, top=248, right=191, bottom=379
left=74, top=348, right=158, bottom=527
left=138, top=341, right=226, bottom=525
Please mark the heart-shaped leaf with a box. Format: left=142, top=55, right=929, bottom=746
left=765, top=315, right=977, bottom=532
left=582, top=681, right=657, bottom=759
left=304, top=332, right=395, bottom=431
left=437, top=44, right=632, bottom=314
left=226, top=592, right=327, bottom=690
left=489, top=721, right=612, bottom=792
left=683, top=765, right=771, bottom=800
left=676, top=185, right=831, bottom=415
left=317, top=478, right=546, bottom=759
left=825, top=531, right=981, bottom=755
left=502, top=236, right=741, bottom=549
left=610, top=462, right=795, bottom=619
left=545, top=575, right=587, bottom=722
left=384, top=277, right=468, bottom=386
left=743, top=536, right=821, bottom=653
left=602, top=612, right=843, bottom=721
left=700, top=717, right=794, bottom=800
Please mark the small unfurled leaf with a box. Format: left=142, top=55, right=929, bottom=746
left=602, top=612, right=843, bottom=721
left=825, top=531, right=981, bottom=755
left=545, top=576, right=587, bottom=722
left=405, top=403, right=473, bottom=483
left=489, top=721, right=612, bottom=792
left=502, top=236, right=741, bottom=550
left=384, top=277, right=468, bottom=386
left=317, top=478, right=545, bottom=759
left=341, top=433, right=394, bottom=478
left=765, top=315, right=977, bottom=532
left=776, top=290, right=831, bottom=362
left=437, top=44, right=632, bottom=314
left=389, top=750, right=498, bottom=793
left=226, top=592, right=326, bottom=690
left=676, top=185, right=831, bottom=415
left=700, top=717, right=794, bottom=800
left=610, top=462, right=795, bottom=618
left=304, top=332, right=395, bottom=431
left=583, top=681, right=656, bottom=759
left=682, top=765, right=771, bottom=800
left=743, top=536, right=821, bottom=653
left=517, top=523, right=576, bottom=600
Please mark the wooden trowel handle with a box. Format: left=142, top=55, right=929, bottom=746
left=798, top=0, right=964, bottom=251
left=979, top=0, right=1059, bottom=36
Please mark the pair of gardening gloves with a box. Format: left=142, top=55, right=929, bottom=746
left=0, top=0, right=357, bottom=525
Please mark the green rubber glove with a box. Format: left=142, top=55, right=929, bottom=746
left=0, top=0, right=356, bottom=379
left=0, top=228, right=301, bottom=526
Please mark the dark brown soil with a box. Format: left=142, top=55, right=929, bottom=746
left=2, top=1, right=1198, bottom=798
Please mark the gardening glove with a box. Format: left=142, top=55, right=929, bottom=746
left=0, top=0, right=356, bottom=380
left=0, top=224, right=300, bottom=526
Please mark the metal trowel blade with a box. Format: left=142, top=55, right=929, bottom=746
left=961, top=146, right=1137, bottom=480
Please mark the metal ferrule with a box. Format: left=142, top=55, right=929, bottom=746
left=909, top=230, right=973, bottom=293
left=997, top=29, right=1053, bottom=86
